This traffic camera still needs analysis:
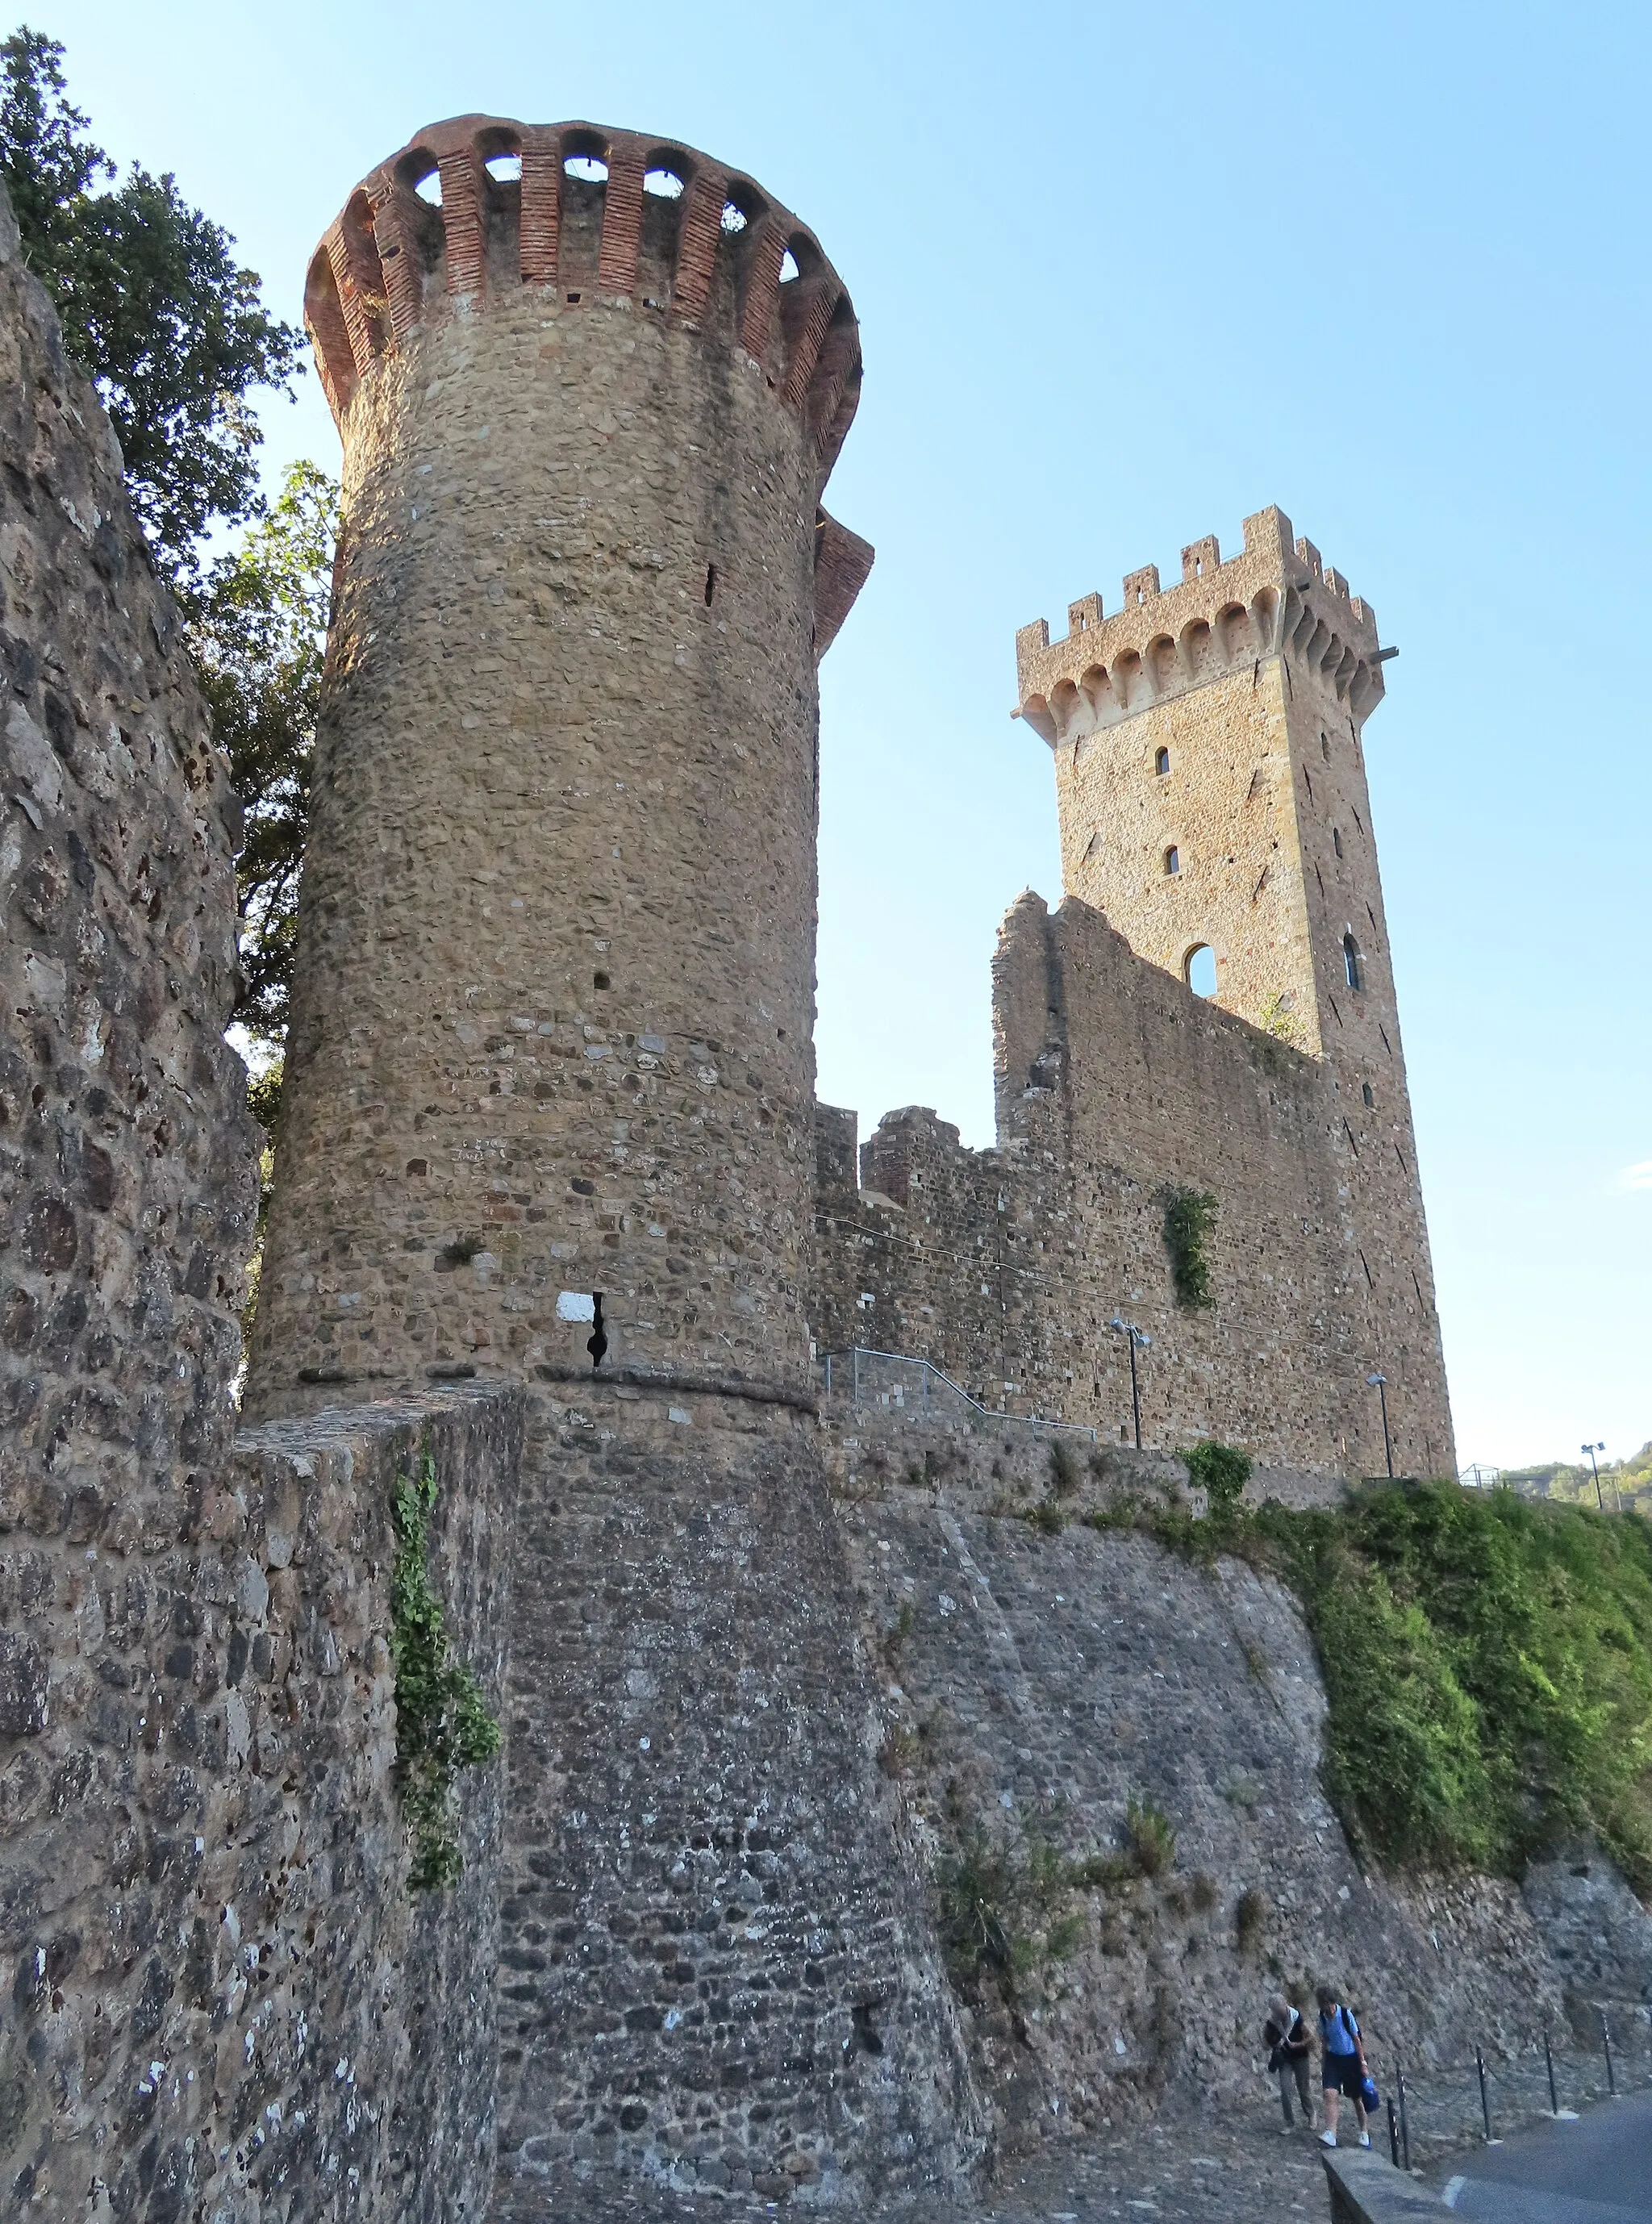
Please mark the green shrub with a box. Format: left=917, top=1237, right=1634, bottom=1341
left=1185, top=1438, right=1252, bottom=1513
left=1265, top=1483, right=1652, bottom=1886
left=1163, top=1187, right=1218, bottom=1308
left=389, top=1439, right=503, bottom=1890
left=1235, top=1885, right=1268, bottom=1954
left=1109, top=1478, right=1652, bottom=1890
left=1026, top=1498, right=1067, bottom=1537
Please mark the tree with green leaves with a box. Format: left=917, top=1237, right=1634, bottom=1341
left=0, top=24, right=305, bottom=580
left=1, top=27, right=336, bottom=1066
left=189, top=460, right=337, bottom=1054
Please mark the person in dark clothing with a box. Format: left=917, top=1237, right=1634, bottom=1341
left=1263, top=1992, right=1314, bottom=2130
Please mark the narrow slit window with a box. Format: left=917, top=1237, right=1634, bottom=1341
left=1333, top=826, right=1344, bottom=858
left=1320, top=732, right=1331, bottom=762
left=703, top=563, right=716, bottom=606
left=1164, top=845, right=1179, bottom=875
left=1362, top=1081, right=1375, bottom=1108
left=1155, top=746, right=1170, bottom=776
left=1343, top=933, right=1364, bottom=991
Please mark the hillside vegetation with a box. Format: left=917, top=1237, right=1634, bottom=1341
left=1092, top=1478, right=1652, bottom=1895
left=1502, top=1441, right=1652, bottom=1517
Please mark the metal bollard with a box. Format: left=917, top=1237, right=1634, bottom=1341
left=1386, top=2096, right=1400, bottom=2168
left=1397, top=2063, right=1412, bottom=2172
left=1544, top=2022, right=1559, bottom=2115
left=1476, top=2047, right=1492, bottom=2142
left=824, top=1353, right=832, bottom=1396
left=1602, top=2011, right=1616, bottom=2097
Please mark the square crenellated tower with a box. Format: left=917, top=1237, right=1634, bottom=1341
left=1016, top=505, right=1396, bottom=1062
left=1015, top=505, right=1454, bottom=1475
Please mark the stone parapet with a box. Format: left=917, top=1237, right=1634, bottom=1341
left=1016, top=505, right=1388, bottom=745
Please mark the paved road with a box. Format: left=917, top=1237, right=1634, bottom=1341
left=1437, top=2089, right=1652, bottom=2222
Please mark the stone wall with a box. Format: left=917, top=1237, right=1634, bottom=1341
left=0, top=181, right=254, bottom=1532
left=491, top=1383, right=982, bottom=2214
left=816, top=889, right=1453, bottom=1481
left=4, top=1368, right=520, bottom=2223
left=829, top=1444, right=1652, bottom=2153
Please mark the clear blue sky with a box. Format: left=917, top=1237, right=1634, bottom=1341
left=38, top=0, right=1650, bottom=1469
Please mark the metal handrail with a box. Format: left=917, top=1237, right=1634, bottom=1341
left=817, top=1346, right=1098, bottom=1444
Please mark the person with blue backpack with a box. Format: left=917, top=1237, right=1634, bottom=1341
left=1316, top=1984, right=1373, bottom=2148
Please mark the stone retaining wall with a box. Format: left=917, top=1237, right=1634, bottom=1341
left=2, top=1385, right=521, bottom=2222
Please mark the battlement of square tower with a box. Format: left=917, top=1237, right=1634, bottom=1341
left=1015, top=505, right=1391, bottom=745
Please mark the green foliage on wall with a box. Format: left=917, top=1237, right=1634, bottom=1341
left=389, top=1441, right=502, bottom=1891
left=1163, top=1187, right=1218, bottom=1308
left=1184, top=1438, right=1252, bottom=1512
left=1090, top=1481, right=1652, bottom=1892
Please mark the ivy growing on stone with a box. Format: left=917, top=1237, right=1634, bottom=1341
left=389, top=1439, right=502, bottom=1891
left=1164, top=1187, right=1218, bottom=1308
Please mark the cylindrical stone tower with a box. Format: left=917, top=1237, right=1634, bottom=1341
left=248, top=113, right=873, bottom=1409
left=245, top=119, right=978, bottom=2206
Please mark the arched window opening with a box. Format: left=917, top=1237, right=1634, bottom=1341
left=1343, top=933, right=1364, bottom=991
left=485, top=152, right=522, bottom=184
left=1185, top=945, right=1217, bottom=998
left=720, top=200, right=749, bottom=233
left=564, top=154, right=608, bottom=183
left=1320, top=731, right=1331, bottom=762
left=1164, top=845, right=1180, bottom=876
left=1155, top=745, right=1170, bottom=776
left=644, top=168, right=684, bottom=198
left=414, top=169, right=442, bottom=206
left=778, top=248, right=801, bottom=282
left=1362, top=1081, right=1375, bottom=1108
left=1333, top=826, right=1344, bottom=858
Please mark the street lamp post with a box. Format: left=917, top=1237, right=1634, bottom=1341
left=1581, top=1442, right=1610, bottom=1513
left=1367, top=1371, right=1393, bottom=1479
left=1110, top=1317, right=1150, bottom=1450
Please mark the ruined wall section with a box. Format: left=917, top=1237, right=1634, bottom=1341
left=0, top=183, right=255, bottom=1523
left=993, top=893, right=1385, bottom=1469
left=814, top=1104, right=1012, bottom=1404
left=813, top=888, right=1439, bottom=1475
